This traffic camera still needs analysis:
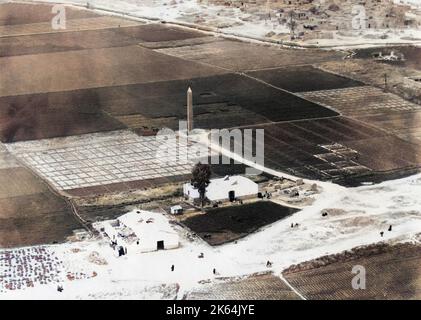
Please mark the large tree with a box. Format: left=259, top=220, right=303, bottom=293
left=191, top=162, right=212, bottom=207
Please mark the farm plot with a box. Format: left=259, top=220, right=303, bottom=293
left=248, top=66, right=364, bottom=92
left=0, top=147, right=19, bottom=169
left=120, top=23, right=207, bottom=43
left=100, top=73, right=338, bottom=128
left=0, top=23, right=208, bottom=57
left=0, top=167, right=48, bottom=198
left=187, top=273, right=301, bottom=300
left=65, top=173, right=192, bottom=198
left=6, top=130, right=197, bottom=196
left=0, top=2, right=98, bottom=27
left=240, top=117, right=421, bottom=184
left=1, top=72, right=338, bottom=141
left=0, top=92, right=126, bottom=142
left=0, top=44, right=225, bottom=98
left=0, top=15, right=140, bottom=38
left=0, top=22, right=142, bottom=57
left=157, top=39, right=344, bottom=71
left=283, top=243, right=421, bottom=300
left=181, top=201, right=298, bottom=246
left=299, top=86, right=421, bottom=117
left=0, top=166, right=80, bottom=248
left=357, top=110, right=421, bottom=145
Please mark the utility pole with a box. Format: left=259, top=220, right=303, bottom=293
left=384, top=73, right=388, bottom=92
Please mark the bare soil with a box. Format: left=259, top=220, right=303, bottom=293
left=181, top=201, right=298, bottom=246
left=0, top=167, right=80, bottom=248
left=187, top=272, right=301, bottom=300
left=283, top=242, right=421, bottom=300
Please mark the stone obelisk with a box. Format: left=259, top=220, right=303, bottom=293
left=187, top=87, right=193, bottom=132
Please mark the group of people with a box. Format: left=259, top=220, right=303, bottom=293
left=170, top=264, right=217, bottom=275
left=259, top=191, right=272, bottom=199
left=380, top=225, right=393, bottom=237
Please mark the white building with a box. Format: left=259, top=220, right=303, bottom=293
left=94, top=210, right=179, bottom=253
left=170, top=205, right=183, bottom=215
left=183, top=175, right=258, bottom=202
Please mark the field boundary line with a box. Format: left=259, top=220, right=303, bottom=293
left=3, top=144, right=93, bottom=233
left=241, top=72, right=341, bottom=117
left=279, top=274, right=307, bottom=300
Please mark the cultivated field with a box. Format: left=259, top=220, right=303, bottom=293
left=0, top=45, right=225, bottom=98
left=182, top=201, right=298, bottom=245
left=101, top=73, right=338, bottom=125
left=3, top=3, right=415, bottom=189
left=6, top=130, right=195, bottom=195
left=300, top=86, right=421, bottom=117
left=0, top=71, right=339, bottom=142
left=249, top=65, right=364, bottom=92
left=358, top=111, right=421, bottom=144
left=240, top=117, right=421, bottom=184
left=157, top=39, right=344, bottom=71
left=187, top=272, right=301, bottom=300
left=283, top=243, right=421, bottom=300
left=0, top=15, right=140, bottom=38
left=1, top=1, right=421, bottom=251
left=0, top=2, right=98, bottom=26
left=0, top=92, right=125, bottom=142
left=0, top=165, right=80, bottom=248
left=0, top=23, right=210, bottom=57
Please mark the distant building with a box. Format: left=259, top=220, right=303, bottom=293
left=207, top=0, right=419, bottom=34
left=183, top=175, right=258, bottom=202
left=94, top=210, right=179, bottom=253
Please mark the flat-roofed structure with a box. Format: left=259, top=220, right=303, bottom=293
left=94, top=210, right=179, bottom=253
left=184, top=175, right=258, bottom=202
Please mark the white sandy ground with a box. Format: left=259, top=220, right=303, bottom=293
left=14, top=0, right=421, bottom=49
left=1, top=173, right=421, bottom=299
